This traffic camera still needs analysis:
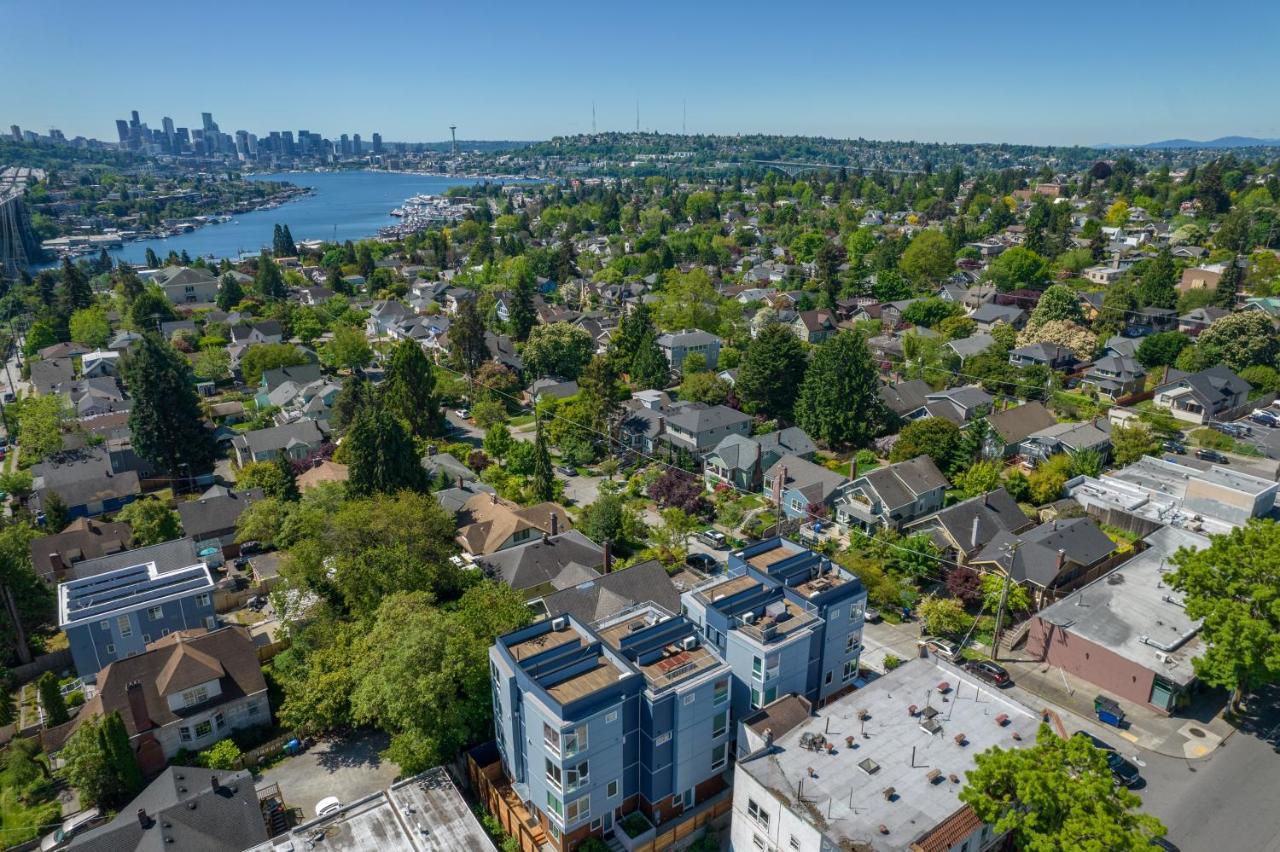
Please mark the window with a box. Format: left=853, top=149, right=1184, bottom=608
left=545, top=759, right=562, bottom=790
left=563, top=724, right=588, bottom=757
left=565, top=796, right=590, bottom=824
left=606, top=710, right=618, bottom=723
left=654, top=731, right=671, bottom=746
left=105, top=644, right=116, bottom=655
left=845, top=633, right=860, bottom=652
left=142, top=634, right=151, bottom=644
left=248, top=701, right=259, bottom=716
left=607, top=779, right=619, bottom=798
left=830, top=608, right=840, bottom=619
left=99, top=619, right=110, bottom=630
left=194, top=720, right=212, bottom=738
left=752, top=656, right=763, bottom=679
left=565, top=761, right=589, bottom=793
left=714, top=677, right=729, bottom=706
left=747, top=798, right=770, bottom=830
left=543, top=723, right=561, bottom=755
left=179, top=726, right=192, bottom=742
left=214, top=712, right=225, bottom=730
left=790, top=836, right=801, bottom=850
left=712, top=742, right=727, bottom=770
left=181, top=685, right=209, bottom=707
left=195, top=593, right=211, bottom=608
left=117, top=615, right=133, bottom=638
left=545, top=791, right=563, bottom=819
left=765, top=653, right=780, bottom=680
left=750, top=686, right=762, bottom=709
left=824, top=671, right=833, bottom=685
left=713, top=710, right=728, bottom=739
left=753, top=834, right=766, bottom=849
left=765, top=686, right=777, bottom=705
left=147, top=605, right=163, bottom=621
left=683, top=693, right=695, bottom=706
left=843, top=660, right=857, bottom=682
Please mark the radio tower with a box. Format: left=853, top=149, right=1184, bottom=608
left=449, top=125, right=457, bottom=156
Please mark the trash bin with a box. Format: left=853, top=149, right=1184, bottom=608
left=1093, top=695, right=1125, bottom=727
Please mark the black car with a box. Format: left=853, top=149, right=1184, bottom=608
left=1161, top=440, right=1186, bottom=455
left=1073, top=731, right=1142, bottom=788
left=1195, top=448, right=1228, bottom=463
left=964, top=660, right=1011, bottom=687
left=1149, top=838, right=1180, bottom=851
left=685, top=553, right=717, bottom=572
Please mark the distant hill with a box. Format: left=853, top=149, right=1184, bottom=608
left=1100, top=136, right=1280, bottom=149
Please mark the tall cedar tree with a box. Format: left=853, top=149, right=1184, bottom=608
left=449, top=297, right=489, bottom=378
left=794, top=331, right=886, bottom=447
left=381, top=339, right=441, bottom=438
left=609, top=303, right=656, bottom=368
left=1215, top=259, right=1242, bottom=308
left=629, top=329, right=671, bottom=390
left=346, top=403, right=429, bottom=496
left=60, top=257, right=93, bottom=311
left=578, top=355, right=620, bottom=434
left=509, top=269, right=537, bottom=342
left=531, top=415, right=556, bottom=501
left=330, top=374, right=374, bottom=436
left=737, top=323, right=809, bottom=419
left=255, top=252, right=287, bottom=301
left=216, top=272, right=244, bottom=310
left=122, top=334, right=218, bottom=475
left=99, top=711, right=142, bottom=803
left=272, top=225, right=287, bottom=257
left=37, top=671, right=68, bottom=725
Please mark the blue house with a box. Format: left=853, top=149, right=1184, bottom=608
left=762, top=455, right=850, bottom=521
left=58, top=559, right=218, bottom=679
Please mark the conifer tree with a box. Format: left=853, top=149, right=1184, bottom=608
left=216, top=272, right=244, bottom=311
left=254, top=252, right=287, bottom=301
left=794, top=331, right=886, bottom=447
left=448, top=297, right=489, bottom=378
left=122, top=334, right=218, bottom=475
left=346, top=403, right=428, bottom=496
left=381, top=339, right=441, bottom=438
left=531, top=414, right=555, bottom=502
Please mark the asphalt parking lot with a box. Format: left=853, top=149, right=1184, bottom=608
left=256, top=730, right=400, bottom=818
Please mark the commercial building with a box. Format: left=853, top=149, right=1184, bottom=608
left=1027, top=526, right=1209, bottom=714
left=730, top=657, right=1039, bottom=852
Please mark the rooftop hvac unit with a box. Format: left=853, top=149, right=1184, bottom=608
left=681, top=635, right=698, bottom=651
left=742, top=612, right=757, bottom=625
left=551, top=617, right=568, bottom=631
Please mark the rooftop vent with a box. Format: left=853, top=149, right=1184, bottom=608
left=927, top=768, right=943, bottom=784
left=882, top=787, right=897, bottom=801
left=858, top=758, right=880, bottom=775
left=921, top=717, right=943, bottom=735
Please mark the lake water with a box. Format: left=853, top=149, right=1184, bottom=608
left=105, top=170, right=488, bottom=265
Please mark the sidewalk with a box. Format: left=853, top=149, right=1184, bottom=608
left=999, top=655, right=1234, bottom=760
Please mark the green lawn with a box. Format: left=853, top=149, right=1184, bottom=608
left=0, top=757, right=61, bottom=846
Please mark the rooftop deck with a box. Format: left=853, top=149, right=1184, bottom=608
left=507, top=626, right=581, bottom=662
left=596, top=610, right=724, bottom=692
left=693, top=573, right=758, bottom=606
left=736, top=598, right=820, bottom=644
left=545, top=655, right=627, bottom=704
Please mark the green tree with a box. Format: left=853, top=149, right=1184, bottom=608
left=899, top=230, right=955, bottom=283
left=121, top=334, right=218, bottom=475
left=1169, top=520, right=1280, bottom=710
left=193, top=345, right=231, bottom=382
left=60, top=257, right=93, bottom=311
left=794, top=331, right=886, bottom=448
left=628, top=329, right=671, bottom=390
left=1135, top=331, right=1190, bottom=369
left=381, top=339, right=440, bottom=438
left=0, top=523, right=48, bottom=665
left=326, top=325, right=373, bottom=370
left=988, top=246, right=1049, bottom=291
left=216, top=272, right=244, bottom=311
left=17, top=395, right=67, bottom=461
left=531, top=416, right=555, bottom=502
left=201, top=739, right=243, bottom=770
left=981, top=572, right=1031, bottom=614
left=890, top=417, right=962, bottom=473
left=1110, top=423, right=1160, bottom=466
left=330, top=374, right=373, bottom=436
left=522, top=322, right=594, bottom=380
left=240, top=343, right=309, bottom=387
left=953, top=459, right=1004, bottom=499
left=483, top=422, right=513, bottom=462
left=128, top=288, right=176, bottom=332
left=115, top=498, right=182, bottom=545
left=581, top=492, right=627, bottom=546
left=653, top=507, right=699, bottom=563
left=99, top=711, right=142, bottom=800
left=68, top=306, right=111, bottom=348
left=1137, top=248, right=1178, bottom=309
left=0, top=667, right=15, bottom=728
left=1195, top=312, right=1279, bottom=373
left=680, top=371, right=731, bottom=405
left=609, top=303, right=657, bottom=369
left=918, top=596, right=973, bottom=636
left=506, top=258, right=537, bottom=342
left=960, top=725, right=1166, bottom=850
left=60, top=711, right=142, bottom=810
left=737, top=324, right=808, bottom=419
left=1029, top=284, right=1084, bottom=326
left=37, top=671, right=67, bottom=725
left=1028, top=453, right=1073, bottom=505
left=42, top=492, right=70, bottom=533
left=448, top=298, right=489, bottom=378
left=1214, top=260, right=1242, bottom=308
left=254, top=252, right=287, bottom=301
left=346, top=403, right=428, bottom=496
left=237, top=460, right=299, bottom=501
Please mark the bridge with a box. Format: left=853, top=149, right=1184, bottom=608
left=0, top=167, right=43, bottom=279
left=751, top=159, right=926, bottom=178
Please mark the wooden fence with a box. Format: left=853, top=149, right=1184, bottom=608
left=631, top=797, right=732, bottom=852
left=466, top=747, right=547, bottom=852
left=11, top=650, right=73, bottom=686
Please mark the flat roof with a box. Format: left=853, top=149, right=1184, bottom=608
left=693, top=573, right=758, bottom=605
left=737, top=658, right=1039, bottom=852
left=545, top=655, right=627, bottom=704
left=745, top=540, right=805, bottom=572
left=596, top=609, right=723, bottom=691
left=58, top=561, right=215, bottom=627
left=1036, top=526, right=1207, bottom=685
left=246, top=767, right=494, bottom=852
left=506, top=625, right=582, bottom=662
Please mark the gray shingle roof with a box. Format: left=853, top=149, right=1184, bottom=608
left=542, top=560, right=679, bottom=623
left=474, top=530, right=604, bottom=593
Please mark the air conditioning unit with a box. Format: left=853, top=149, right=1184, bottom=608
left=681, top=635, right=698, bottom=651
left=742, top=612, right=757, bottom=625
left=551, top=617, right=568, bottom=632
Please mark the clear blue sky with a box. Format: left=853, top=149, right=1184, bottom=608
left=4, top=0, right=1279, bottom=146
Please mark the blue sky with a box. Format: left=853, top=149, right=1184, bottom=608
left=4, top=0, right=1279, bottom=146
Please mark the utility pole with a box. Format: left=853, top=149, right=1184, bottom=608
left=991, top=541, right=1017, bottom=661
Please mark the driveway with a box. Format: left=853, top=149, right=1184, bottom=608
left=256, top=730, right=400, bottom=817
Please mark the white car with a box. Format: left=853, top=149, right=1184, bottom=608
left=454, top=408, right=470, bottom=420
left=40, top=810, right=104, bottom=851
left=315, top=796, right=343, bottom=817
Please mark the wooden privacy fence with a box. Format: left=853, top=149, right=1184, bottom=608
left=633, top=797, right=731, bottom=852
left=467, top=748, right=547, bottom=852
left=11, top=650, right=73, bottom=685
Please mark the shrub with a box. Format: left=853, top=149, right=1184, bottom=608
left=620, top=812, right=653, bottom=838
left=199, top=738, right=242, bottom=770
left=883, top=654, right=903, bottom=671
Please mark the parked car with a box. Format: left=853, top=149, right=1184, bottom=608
left=922, top=637, right=960, bottom=661
left=555, top=465, right=577, bottom=477
left=315, top=796, right=343, bottom=817
left=454, top=408, right=470, bottom=420
left=685, top=553, right=717, bottom=572
left=1195, top=448, right=1228, bottom=463
left=1161, top=440, right=1186, bottom=454
left=1072, top=731, right=1142, bottom=787
left=696, top=529, right=728, bottom=549
left=1250, top=410, right=1279, bottom=427
left=863, top=606, right=882, bottom=623
left=239, top=540, right=263, bottom=555
left=964, top=659, right=1011, bottom=687
left=1211, top=421, right=1250, bottom=438
left=40, top=810, right=106, bottom=851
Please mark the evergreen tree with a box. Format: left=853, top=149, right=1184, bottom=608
left=121, top=334, right=218, bottom=475
left=42, top=491, right=70, bottom=533
left=531, top=415, right=555, bottom=502
left=737, top=323, right=809, bottom=419
left=272, top=224, right=285, bottom=256
left=380, top=339, right=441, bottom=438
left=330, top=374, right=373, bottom=436
left=609, top=303, right=655, bottom=369
left=60, top=257, right=93, bottom=311
left=628, top=329, right=671, bottom=390
left=280, top=224, right=297, bottom=256
left=144, top=248, right=160, bottom=269
left=37, top=671, right=68, bottom=725
left=254, top=252, right=287, bottom=301
left=1137, top=247, right=1178, bottom=309
left=216, top=272, right=244, bottom=311
left=509, top=263, right=537, bottom=342
left=1215, top=259, right=1242, bottom=308
left=0, top=667, right=15, bottom=728
left=272, top=455, right=300, bottom=501
left=99, top=711, right=142, bottom=802
left=578, top=355, right=620, bottom=434
left=794, top=331, right=886, bottom=447
left=346, top=403, right=428, bottom=496
left=448, top=297, right=489, bottom=378
left=116, top=263, right=144, bottom=304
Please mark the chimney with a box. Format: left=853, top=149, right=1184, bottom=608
left=850, top=456, right=858, bottom=482
left=602, top=539, right=612, bottom=573
left=772, top=466, right=786, bottom=506
left=48, top=552, right=67, bottom=579
left=1056, top=549, right=1066, bottom=571
left=137, top=808, right=150, bottom=829
left=550, top=512, right=559, bottom=537
left=971, top=516, right=980, bottom=550
left=125, top=680, right=152, bottom=733
left=456, top=475, right=463, bottom=489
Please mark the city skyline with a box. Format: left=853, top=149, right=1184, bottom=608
left=3, top=0, right=1280, bottom=147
